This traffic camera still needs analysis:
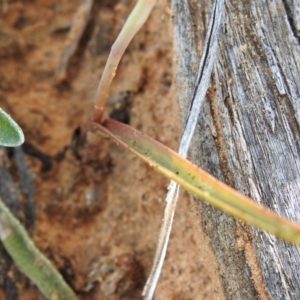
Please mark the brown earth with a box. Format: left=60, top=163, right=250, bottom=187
left=0, top=0, right=223, bottom=299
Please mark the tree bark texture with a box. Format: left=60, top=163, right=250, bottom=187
left=172, top=0, right=300, bottom=299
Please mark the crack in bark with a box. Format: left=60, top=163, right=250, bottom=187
left=184, top=1, right=218, bottom=127
left=207, top=75, right=234, bottom=187
left=282, top=0, right=300, bottom=41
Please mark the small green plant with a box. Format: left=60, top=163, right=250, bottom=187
left=2, top=1, right=300, bottom=299
left=0, top=200, right=77, bottom=300
left=0, top=108, right=77, bottom=299
left=87, top=0, right=300, bottom=299
left=0, top=108, right=24, bottom=147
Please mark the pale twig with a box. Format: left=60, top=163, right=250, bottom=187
left=93, top=0, right=156, bottom=123
left=142, top=1, right=225, bottom=299
left=142, top=181, right=179, bottom=299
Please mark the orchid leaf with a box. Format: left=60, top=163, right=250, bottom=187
left=0, top=199, right=77, bottom=300
left=0, top=109, right=24, bottom=147
left=90, top=119, right=300, bottom=244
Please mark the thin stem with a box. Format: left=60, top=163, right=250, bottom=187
left=142, top=181, right=179, bottom=300
left=93, top=0, right=157, bottom=123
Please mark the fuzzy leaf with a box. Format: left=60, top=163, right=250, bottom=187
left=90, top=119, right=300, bottom=244
left=0, top=109, right=24, bottom=147
left=0, top=200, right=77, bottom=299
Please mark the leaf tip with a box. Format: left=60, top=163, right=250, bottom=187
left=0, top=109, right=25, bottom=147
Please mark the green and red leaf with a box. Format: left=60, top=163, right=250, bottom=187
left=90, top=119, right=300, bottom=244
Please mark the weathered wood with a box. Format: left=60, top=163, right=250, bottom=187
left=172, top=0, right=300, bottom=299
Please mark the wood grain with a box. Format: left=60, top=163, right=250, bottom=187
left=172, top=0, right=300, bottom=299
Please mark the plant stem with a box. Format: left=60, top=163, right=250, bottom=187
left=0, top=200, right=77, bottom=300
left=93, top=0, right=156, bottom=123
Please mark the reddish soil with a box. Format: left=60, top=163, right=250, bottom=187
left=0, top=0, right=223, bottom=299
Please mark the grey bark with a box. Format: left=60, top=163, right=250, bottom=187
left=172, top=0, right=300, bottom=299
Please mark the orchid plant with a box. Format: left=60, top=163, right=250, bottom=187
left=1, top=1, right=300, bottom=300
left=0, top=105, right=77, bottom=298
left=0, top=80, right=77, bottom=300
left=89, top=0, right=300, bottom=299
